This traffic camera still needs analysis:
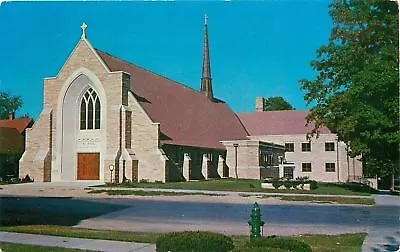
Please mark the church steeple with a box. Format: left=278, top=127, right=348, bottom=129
left=200, top=14, right=214, bottom=100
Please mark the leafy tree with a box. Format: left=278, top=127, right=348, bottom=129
left=0, top=91, right=22, bottom=119
left=299, top=1, right=399, bottom=184
left=263, top=96, right=295, bottom=111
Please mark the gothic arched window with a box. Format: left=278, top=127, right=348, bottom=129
left=80, top=88, right=101, bottom=130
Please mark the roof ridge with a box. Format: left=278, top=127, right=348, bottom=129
left=238, top=110, right=309, bottom=115
left=95, top=48, right=208, bottom=96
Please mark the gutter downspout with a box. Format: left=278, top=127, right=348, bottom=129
left=337, top=138, right=340, bottom=182
left=233, top=143, right=239, bottom=179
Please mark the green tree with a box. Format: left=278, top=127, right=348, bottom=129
left=0, top=91, right=23, bottom=119
left=299, top=1, right=399, bottom=184
left=263, top=96, right=295, bottom=111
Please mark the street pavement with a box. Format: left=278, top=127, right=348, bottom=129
left=76, top=198, right=371, bottom=236
left=0, top=182, right=399, bottom=251
left=361, top=194, right=400, bottom=252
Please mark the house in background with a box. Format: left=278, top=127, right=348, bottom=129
left=238, top=97, right=363, bottom=183
left=0, top=112, right=33, bottom=180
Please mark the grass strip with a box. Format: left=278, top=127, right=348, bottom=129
left=95, top=179, right=374, bottom=196
left=275, top=195, right=375, bottom=205
left=0, top=242, right=89, bottom=251
left=0, top=225, right=366, bottom=252
left=0, top=225, right=159, bottom=243
left=88, top=189, right=224, bottom=196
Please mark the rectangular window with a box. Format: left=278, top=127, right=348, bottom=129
left=267, top=154, right=273, bottom=165
left=125, top=111, right=132, bottom=149
left=325, top=163, right=336, bottom=172
left=284, top=143, right=294, bottom=152
left=302, top=142, right=311, bottom=152
left=325, top=142, right=335, bottom=151
left=302, top=163, right=312, bottom=172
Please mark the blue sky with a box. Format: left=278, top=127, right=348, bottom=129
left=0, top=1, right=332, bottom=119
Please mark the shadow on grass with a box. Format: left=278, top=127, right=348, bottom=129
left=328, top=182, right=377, bottom=194
left=0, top=196, right=129, bottom=227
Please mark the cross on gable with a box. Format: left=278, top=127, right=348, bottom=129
left=81, top=22, right=87, bottom=39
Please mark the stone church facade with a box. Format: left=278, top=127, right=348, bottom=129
left=20, top=20, right=284, bottom=183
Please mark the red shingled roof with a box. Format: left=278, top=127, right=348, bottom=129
left=238, top=110, right=332, bottom=136
left=0, top=118, right=32, bottom=134
left=96, top=50, right=249, bottom=150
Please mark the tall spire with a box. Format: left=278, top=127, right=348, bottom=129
left=200, top=14, right=213, bottom=100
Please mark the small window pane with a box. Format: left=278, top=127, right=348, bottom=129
left=302, top=163, right=312, bottom=172
left=80, top=99, right=86, bottom=130
left=95, top=99, right=101, bottom=129
left=325, top=142, right=335, bottom=151
left=285, top=143, right=294, bottom=152
left=325, top=163, right=335, bottom=172
left=88, top=99, right=93, bottom=129
left=302, top=142, right=311, bottom=152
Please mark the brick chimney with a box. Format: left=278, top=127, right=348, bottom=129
left=255, top=97, right=265, bottom=112
left=9, top=111, right=15, bottom=120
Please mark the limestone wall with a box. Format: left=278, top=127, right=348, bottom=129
left=126, top=92, right=167, bottom=182
left=223, top=141, right=261, bottom=180
left=19, top=108, right=52, bottom=182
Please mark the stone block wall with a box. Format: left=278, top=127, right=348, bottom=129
left=19, top=108, right=52, bottom=182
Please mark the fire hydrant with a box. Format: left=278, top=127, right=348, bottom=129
left=248, top=202, right=265, bottom=239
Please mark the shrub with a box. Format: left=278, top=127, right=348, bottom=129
left=247, top=237, right=312, bottom=252
left=19, top=174, right=34, bottom=183
left=308, top=180, right=318, bottom=190
left=156, top=231, right=234, bottom=252
left=282, top=180, right=293, bottom=189
left=234, top=247, right=288, bottom=252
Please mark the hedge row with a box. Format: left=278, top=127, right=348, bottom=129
left=269, top=179, right=318, bottom=190
left=156, top=231, right=234, bottom=252
left=247, top=237, right=312, bottom=252
left=156, top=232, right=312, bottom=252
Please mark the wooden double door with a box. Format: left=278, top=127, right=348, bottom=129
left=77, top=153, right=100, bottom=180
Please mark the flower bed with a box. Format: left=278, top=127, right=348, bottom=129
left=262, top=177, right=317, bottom=191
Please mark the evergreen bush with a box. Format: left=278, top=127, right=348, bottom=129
left=156, top=231, right=234, bottom=252
left=247, top=237, right=312, bottom=252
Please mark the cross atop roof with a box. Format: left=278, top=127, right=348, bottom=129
left=81, top=22, right=87, bottom=39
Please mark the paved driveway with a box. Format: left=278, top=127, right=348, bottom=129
left=362, top=195, right=400, bottom=252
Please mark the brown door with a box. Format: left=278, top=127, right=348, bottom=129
left=77, top=153, right=100, bottom=180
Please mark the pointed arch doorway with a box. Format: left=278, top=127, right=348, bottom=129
left=60, top=73, right=105, bottom=181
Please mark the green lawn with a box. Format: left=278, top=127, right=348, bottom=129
left=274, top=195, right=375, bottom=205
left=88, top=189, right=224, bottom=196
left=0, top=225, right=366, bottom=252
left=97, top=179, right=374, bottom=196
left=0, top=242, right=88, bottom=252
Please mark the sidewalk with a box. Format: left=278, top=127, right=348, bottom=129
left=0, top=231, right=156, bottom=252
left=361, top=194, right=400, bottom=252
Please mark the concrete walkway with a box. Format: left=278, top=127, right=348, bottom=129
left=362, top=194, right=400, bottom=252
left=0, top=231, right=156, bottom=252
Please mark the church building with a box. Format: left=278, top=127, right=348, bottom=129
left=19, top=18, right=284, bottom=183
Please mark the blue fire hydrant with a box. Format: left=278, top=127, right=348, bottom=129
left=248, top=202, right=265, bottom=239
